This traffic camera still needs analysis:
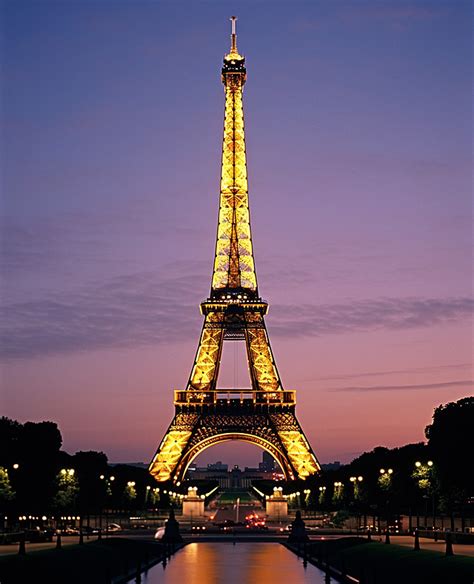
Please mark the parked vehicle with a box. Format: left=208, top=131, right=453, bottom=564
left=81, top=525, right=99, bottom=535
left=244, top=513, right=268, bottom=531
left=216, top=519, right=236, bottom=529
left=25, top=527, right=55, bottom=542
left=61, top=526, right=80, bottom=535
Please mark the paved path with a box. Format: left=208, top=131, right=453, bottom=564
left=0, top=534, right=102, bottom=557
left=386, top=535, right=474, bottom=557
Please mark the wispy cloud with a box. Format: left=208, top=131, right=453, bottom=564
left=0, top=270, right=207, bottom=360
left=311, top=363, right=472, bottom=382
left=1, top=266, right=473, bottom=362
left=0, top=203, right=200, bottom=279
left=269, top=297, right=474, bottom=338
left=328, top=380, right=473, bottom=393
left=1, top=217, right=110, bottom=274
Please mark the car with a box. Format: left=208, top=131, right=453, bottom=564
left=61, top=526, right=80, bottom=536
left=244, top=513, right=268, bottom=531
left=81, top=525, right=99, bottom=535
left=246, top=523, right=268, bottom=531
left=105, top=523, right=122, bottom=532
left=25, top=527, right=55, bottom=542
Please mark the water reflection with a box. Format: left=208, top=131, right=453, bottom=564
left=142, top=542, right=328, bottom=584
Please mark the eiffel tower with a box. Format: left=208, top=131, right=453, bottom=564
left=149, top=17, right=320, bottom=484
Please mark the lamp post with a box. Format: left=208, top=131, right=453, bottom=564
left=378, top=468, right=393, bottom=532
left=414, top=460, right=434, bottom=529
left=126, top=481, right=137, bottom=514
left=350, top=476, right=364, bottom=528
left=303, top=489, right=311, bottom=513
left=333, top=482, right=343, bottom=503
left=56, top=468, right=78, bottom=531
left=151, top=487, right=160, bottom=511
left=318, top=486, right=326, bottom=508
left=349, top=476, right=363, bottom=497
left=99, top=474, right=115, bottom=534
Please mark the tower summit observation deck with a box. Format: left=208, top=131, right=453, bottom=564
left=149, top=17, right=320, bottom=484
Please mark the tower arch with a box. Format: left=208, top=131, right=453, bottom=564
left=176, top=432, right=292, bottom=483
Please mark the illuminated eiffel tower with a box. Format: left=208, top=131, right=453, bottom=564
left=149, top=18, right=320, bottom=484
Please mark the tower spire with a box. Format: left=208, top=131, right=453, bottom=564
left=214, top=15, right=253, bottom=294
left=230, top=15, right=238, bottom=53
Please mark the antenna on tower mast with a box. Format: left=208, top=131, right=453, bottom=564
left=230, top=16, right=237, bottom=53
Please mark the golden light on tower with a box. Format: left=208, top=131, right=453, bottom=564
left=149, top=18, right=320, bottom=484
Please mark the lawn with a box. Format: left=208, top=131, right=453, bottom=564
left=217, top=490, right=258, bottom=504
left=0, top=538, right=181, bottom=584
left=301, top=538, right=474, bottom=584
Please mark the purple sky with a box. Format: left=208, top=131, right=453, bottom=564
left=1, top=1, right=472, bottom=467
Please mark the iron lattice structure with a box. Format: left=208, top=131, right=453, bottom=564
left=149, top=18, right=320, bottom=484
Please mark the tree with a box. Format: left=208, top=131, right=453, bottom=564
left=72, top=451, right=109, bottom=514
left=52, top=468, right=79, bottom=513
left=425, top=397, right=474, bottom=522
left=18, top=421, right=63, bottom=513
left=0, top=418, right=22, bottom=468
left=0, top=467, right=15, bottom=504
left=0, top=418, right=64, bottom=513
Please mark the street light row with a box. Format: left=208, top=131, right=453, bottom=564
left=315, top=461, right=435, bottom=491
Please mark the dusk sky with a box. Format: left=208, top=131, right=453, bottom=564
left=1, top=0, right=472, bottom=468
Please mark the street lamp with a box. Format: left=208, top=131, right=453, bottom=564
left=318, top=485, right=326, bottom=506
left=413, top=460, right=435, bottom=529
left=378, top=469, right=393, bottom=533
left=378, top=468, right=393, bottom=490
left=350, top=476, right=363, bottom=498
left=126, top=481, right=137, bottom=509
left=302, top=488, right=311, bottom=510
left=333, top=481, right=344, bottom=505
left=349, top=476, right=364, bottom=527
left=99, top=474, right=116, bottom=533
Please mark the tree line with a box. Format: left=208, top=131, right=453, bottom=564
left=260, top=397, right=473, bottom=529
left=0, top=397, right=472, bottom=528
left=0, top=418, right=163, bottom=523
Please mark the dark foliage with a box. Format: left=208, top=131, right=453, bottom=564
left=425, top=397, right=474, bottom=514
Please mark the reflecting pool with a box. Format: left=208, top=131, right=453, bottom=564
left=141, top=542, right=329, bottom=584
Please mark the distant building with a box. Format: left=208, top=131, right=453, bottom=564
left=186, top=457, right=276, bottom=488
left=110, top=462, right=148, bottom=469
left=259, top=451, right=277, bottom=472
left=321, top=461, right=342, bottom=471
left=207, top=461, right=228, bottom=471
